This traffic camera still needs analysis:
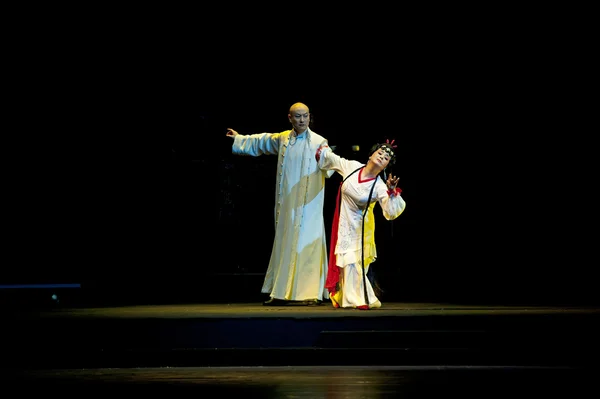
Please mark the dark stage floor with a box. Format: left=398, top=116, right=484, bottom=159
left=3, top=301, right=599, bottom=368
left=2, top=299, right=598, bottom=396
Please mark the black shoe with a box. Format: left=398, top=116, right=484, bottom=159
left=263, top=298, right=289, bottom=306
left=303, top=299, right=322, bottom=306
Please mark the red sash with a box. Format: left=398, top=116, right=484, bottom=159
left=325, top=182, right=342, bottom=295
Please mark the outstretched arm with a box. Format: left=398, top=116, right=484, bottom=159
left=227, top=128, right=281, bottom=156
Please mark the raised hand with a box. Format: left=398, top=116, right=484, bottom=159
left=386, top=173, right=399, bottom=190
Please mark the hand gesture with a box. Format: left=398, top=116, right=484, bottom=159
left=386, top=173, right=399, bottom=191
left=226, top=128, right=238, bottom=138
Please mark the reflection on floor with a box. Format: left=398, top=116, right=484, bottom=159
left=4, top=365, right=597, bottom=396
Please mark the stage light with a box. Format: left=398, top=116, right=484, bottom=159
left=352, top=145, right=360, bottom=152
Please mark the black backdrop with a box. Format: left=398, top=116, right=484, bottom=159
left=3, top=96, right=594, bottom=307
left=3, top=29, right=595, bottom=306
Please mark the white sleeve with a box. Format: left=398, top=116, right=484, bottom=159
left=232, top=132, right=282, bottom=156
left=375, top=179, right=407, bottom=220
left=317, top=146, right=363, bottom=179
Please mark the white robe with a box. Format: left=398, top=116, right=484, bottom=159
left=317, top=146, right=406, bottom=308
left=232, top=129, right=331, bottom=301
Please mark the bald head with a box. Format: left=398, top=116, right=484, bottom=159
left=289, top=102, right=309, bottom=115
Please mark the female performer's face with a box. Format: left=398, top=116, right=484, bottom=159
left=370, top=148, right=392, bottom=169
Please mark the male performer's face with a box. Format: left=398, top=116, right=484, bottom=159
left=289, top=106, right=310, bottom=135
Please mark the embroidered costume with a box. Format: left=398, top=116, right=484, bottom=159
left=316, top=145, right=406, bottom=308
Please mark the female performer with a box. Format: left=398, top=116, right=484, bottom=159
left=316, top=140, right=406, bottom=309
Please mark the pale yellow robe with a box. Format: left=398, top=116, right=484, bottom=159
left=232, top=129, right=331, bottom=301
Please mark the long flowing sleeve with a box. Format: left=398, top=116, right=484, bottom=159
left=374, top=181, right=406, bottom=220
left=232, top=132, right=284, bottom=156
